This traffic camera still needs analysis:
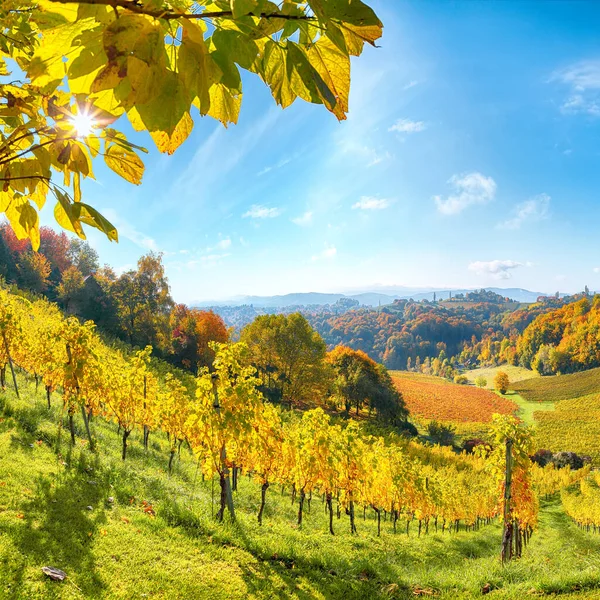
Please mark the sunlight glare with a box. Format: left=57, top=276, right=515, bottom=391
left=70, top=110, right=95, bottom=138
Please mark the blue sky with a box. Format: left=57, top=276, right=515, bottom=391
left=39, top=1, right=600, bottom=303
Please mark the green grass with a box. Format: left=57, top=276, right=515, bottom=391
left=463, top=366, right=539, bottom=390
left=514, top=367, right=600, bottom=403
left=498, top=391, right=555, bottom=426
left=3, top=376, right=600, bottom=599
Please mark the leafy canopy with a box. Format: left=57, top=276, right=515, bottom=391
left=0, top=0, right=382, bottom=249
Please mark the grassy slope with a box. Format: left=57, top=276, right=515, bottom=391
left=463, top=366, right=539, bottom=390
left=3, top=378, right=600, bottom=599
left=498, top=391, right=555, bottom=426
left=514, top=367, right=600, bottom=403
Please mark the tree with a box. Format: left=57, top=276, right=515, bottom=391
left=494, top=371, right=510, bottom=395
left=0, top=0, right=382, bottom=249
left=475, top=376, right=487, bottom=388
left=67, top=239, right=99, bottom=277
left=16, top=251, right=52, bottom=293
left=327, top=345, right=408, bottom=424
left=57, top=266, right=85, bottom=312
left=170, top=305, right=229, bottom=372
left=112, top=253, right=173, bottom=350
left=241, top=313, right=329, bottom=408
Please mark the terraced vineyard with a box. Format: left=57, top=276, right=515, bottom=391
left=391, top=372, right=518, bottom=433
left=534, top=393, right=600, bottom=464
left=514, top=368, right=600, bottom=403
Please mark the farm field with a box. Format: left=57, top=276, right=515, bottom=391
left=463, top=366, right=539, bottom=389
left=3, top=379, right=600, bottom=600
left=534, top=393, right=600, bottom=464
left=513, top=367, right=600, bottom=403
left=390, top=372, right=518, bottom=432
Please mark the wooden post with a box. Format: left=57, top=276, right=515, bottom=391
left=2, top=332, right=19, bottom=399
left=501, top=438, right=514, bottom=563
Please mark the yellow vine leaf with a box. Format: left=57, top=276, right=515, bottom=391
left=104, top=145, right=144, bottom=185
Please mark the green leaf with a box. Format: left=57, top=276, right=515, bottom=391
left=230, top=0, right=259, bottom=19
left=53, top=189, right=85, bottom=238
left=128, top=73, right=194, bottom=154
left=179, top=22, right=223, bottom=115
left=104, top=143, right=144, bottom=185
left=72, top=203, right=118, bottom=242
left=260, top=41, right=296, bottom=109
left=212, top=29, right=259, bottom=70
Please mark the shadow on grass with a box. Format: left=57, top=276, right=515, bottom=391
left=0, top=451, right=112, bottom=597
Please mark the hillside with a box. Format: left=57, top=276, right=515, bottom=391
left=514, top=367, right=600, bottom=403
left=3, top=379, right=600, bottom=599
left=463, top=366, right=539, bottom=389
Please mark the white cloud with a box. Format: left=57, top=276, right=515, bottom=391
left=242, top=204, right=281, bottom=219
left=338, top=139, right=392, bottom=168
left=292, top=211, right=313, bottom=226
left=468, top=260, right=524, bottom=280
left=498, top=193, right=551, bottom=229
left=403, top=80, right=419, bottom=90
left=311, top=245, right=337, bottom=261
left=434, top=172, right=497, bottom=215
left=388, top=118, right=427, bottom=134
left=352, top=196, right=392, bottom=211
left=551, top=60, right=600, bottom=116
left=102, top=209, right=158, bottom=252
left=215, top=237, right=232, bottom=250
left=257, top=157, right=292, bottom=176
left=593, top=267, right=600, bottom=274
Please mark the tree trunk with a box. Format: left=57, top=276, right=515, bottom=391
left=326, top=492, right=334, bottom=535
left=144, top=427, right=150, bottom=449
left=81, top=404, right=94, bottom=450
left=501, top=438, right=514, bottom=563
left=297, top=488, right=306, bottom=527
left=258, top=481, right=269, bottom=526
left=122, top=429, right=131, bottom=460
left=0, top=365, right=5, bottom=389
left=3, top=332, right=19, bottom=399
left=375, top=507, right=381, bottom=537
left=46, top=385, right=51, bottom=409
left=168, top=448, right=176, bottom=473
left=68, top=413, right=75, bottom=444
left=232, top=465, right=238, bottom=492
left=349, top=500, right=357, bottom=534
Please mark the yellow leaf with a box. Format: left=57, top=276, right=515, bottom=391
left=207, top=83, right=241, bottom=126
left=307, top=37, right=350, bottom=120
left=149, top=112, right=194, bottom=155
left=104, top=144, right=144, bottom=185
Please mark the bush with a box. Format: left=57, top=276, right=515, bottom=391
left=531, top=449, right=553, bottom=467
left=397, top=420, right=419, bottom=437
left=494, top=371, right=510, bottom=394
left=454, top=375, right=468, bottom=385
left=475, top=376, right=487, bottom=388
left=551, top=451, right=584, bottom=470
left=463, top=438, right=487, bottom=454
left=427, top=420, right=456, bottom=446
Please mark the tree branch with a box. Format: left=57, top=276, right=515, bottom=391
left=48, top=0, right=316, bottom=22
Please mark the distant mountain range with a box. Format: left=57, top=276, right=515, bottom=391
left=193, top=287, right=549, bottom=308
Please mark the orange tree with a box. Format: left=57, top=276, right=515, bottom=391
left=1, top=0, right=382, bottom=247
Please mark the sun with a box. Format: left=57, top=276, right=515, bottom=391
left=70, top=109, right=96, bottom=138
